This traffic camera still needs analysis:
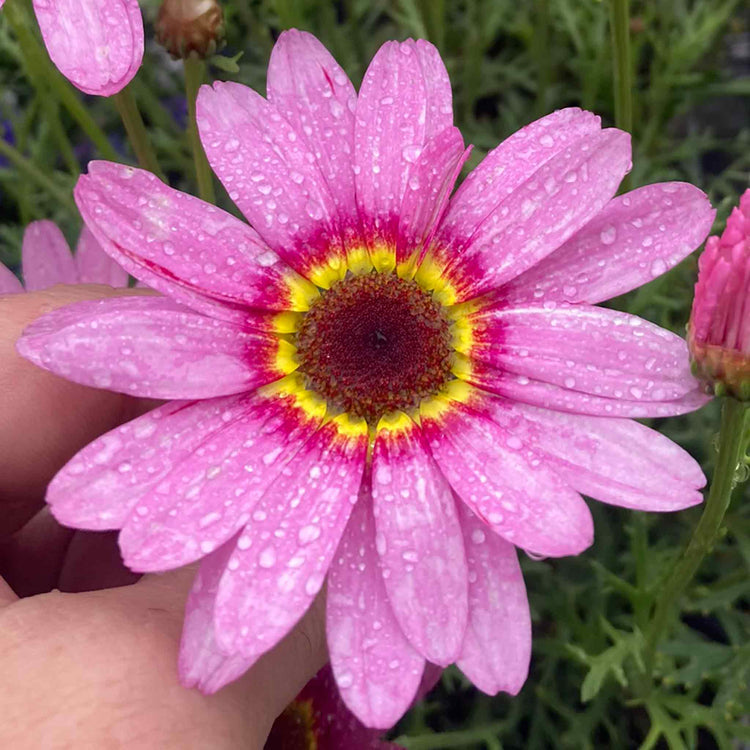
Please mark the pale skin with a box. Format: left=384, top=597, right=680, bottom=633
left=0, top=285, right=327, bottom=749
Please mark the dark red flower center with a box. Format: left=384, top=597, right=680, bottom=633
left=295, top=272, right=453, bottom=424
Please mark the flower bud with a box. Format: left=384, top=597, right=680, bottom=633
left=156, top=0, right=224, bottom=60
left=688, top=189, right=750, bottom=399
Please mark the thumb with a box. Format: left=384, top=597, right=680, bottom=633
left=0, top=562, right=326, bottom=749
left=131, top=565, right=329, bottom=739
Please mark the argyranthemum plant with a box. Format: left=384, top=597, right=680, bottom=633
left=17, top=31, right=715, bottom=728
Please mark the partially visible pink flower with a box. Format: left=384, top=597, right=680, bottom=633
left=17, top=31, right=715, bottom=730
left=28, top=0, right=143, bottom=96
left=265, top=663, right=435, bottom=749
left=688, top=189, right=750, bottom=398
left=0, top=219, right=129, bottom=294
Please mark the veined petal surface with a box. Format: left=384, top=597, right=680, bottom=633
left=468, top=304, right=700, bottom=406
left=267, top=29, right=358, bottom=242
left=421, top=398, right=593, bottom=557
left=437, top=108, right=601, bottom=250
left=214, top=418, right=367, bottom=658
left=119, top=395, right=324, bottom=571
left=505, top=403, right=705, bottom=511
left=198, top=81, right=345, bottom=278
left=32, top=0, right=143, bottom=96
left=18, top=296, right=286, bottom=399
left=355, top=39, right=453, bottom=247
left=502, top=182, right=715, bottom=305
left=455, top=504, right=531, bottom=695
left=327, top=487, right=425, bottom=729
left=47, top=396, right=254, bottom=530
left=74, top=162, right=309, bottom=321
left=178, top=538, right=258, bottom=693
left=372, top=415, right=468, bottom=665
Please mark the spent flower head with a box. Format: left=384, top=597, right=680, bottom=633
left=688, top=189, right=750, bottom=400
left=17, top=31, right=714, bottom=728
left=156, top=0, right=225, bottom=60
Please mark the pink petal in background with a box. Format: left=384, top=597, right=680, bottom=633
left=32, top=0, right=144, bottom=96
left=22, top=219, right=77, bottom=291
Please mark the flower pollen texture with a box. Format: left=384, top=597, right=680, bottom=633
left=17, top=28, right=717, bottom=731
left=296, top=272, right=453, bottom=424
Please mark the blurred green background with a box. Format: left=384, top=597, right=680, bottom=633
left=1, top=0, right=748, bottom=747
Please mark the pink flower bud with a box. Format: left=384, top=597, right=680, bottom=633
left=155, top=0, right=224, bottom=60
left=688, top=189, right=750, bottom=399
left=31, top=0, right=144, bottom=97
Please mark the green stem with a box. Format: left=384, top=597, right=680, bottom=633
left=113, top=87, right=164, bottom=178
left=643, top=398, right=749, bottom=678
left=397, top=721, right=507, bottom=750
left=0, top=139, right=76, bottom=211
left=533, top=0, right=551, bottom=117
left=184, top=58, right=215, bottom=203
left=4, top=0, right=118, bottom=162
left=610, top=0, right=633, bottom=190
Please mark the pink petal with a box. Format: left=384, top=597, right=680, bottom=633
left=503, top=183, right=716, bottom=305
left=0, top=263, right=23, bottom=294
left=119, top=395, right=325, bottom=572
left=32, top=0, right=143, bottom=97
left=437, top=108, right=601, bottom=250
left=372, top=416, right=468, bottom=665
left=507, top=403, right=705, bottom=511
left=18, top=296, right=284, bottom=399
left=327, top=487, right=425, bottom=729
left=74, top=162, right=309, bottom=322
left=22, top=220, right=77, bottom=290
left=421, top=398, right=593, bottom=557
left=75, top=225, right=129, bottom=287
left=286, top=663, right=403, bottom=748
left=47, top=395, right=252, bottom=530
left=468, top=363, right=709, bottom=418
left=397, top=127, right=471, bottom=264
left=267, top=30, right=358, bottom=244
left=469, top=304, right=700, bottom=406
left=455, top=504, right=531, bottom=695
left=213, top=419, right=368, bottom=658
left=197, top=81, right=345, bottom=280
left=442, top=129, right=632, bottom=300
left=179, top=538, right=258, bottom=693
left=355, top=39, right=453, bottom=247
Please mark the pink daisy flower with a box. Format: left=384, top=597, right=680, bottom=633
left=688, top=188, right=750, bottom=398
left=0, top=0, right=144, bottom=97
left=266, top=663, right=440, bottom=749
left=18, top=31, right=714, bottom=728
left=0, top=219, right=128, bottom=294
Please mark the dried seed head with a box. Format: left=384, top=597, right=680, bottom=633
left=156, top=0, right=225, bottom=60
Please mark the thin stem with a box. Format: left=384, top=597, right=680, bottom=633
left=4, top=0, right=118, bottom=162
left=397, top=721, right=508, bottom=750
left=610, top=0, right=633, bottom=190
left=643, top=398, right=749, bottom=678
left=113, top=88, right=164, bottom=178
left=184, top=57, right=215, bottom=203
left=0, top=139, right=76, bottom=211
left=533, top=0, right=552, bottom=117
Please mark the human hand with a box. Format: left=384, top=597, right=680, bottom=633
left=0, top=286, right=327, bottom=750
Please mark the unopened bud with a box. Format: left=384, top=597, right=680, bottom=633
left=688, top=189, right=750, bottom=400
left=156, top=0, right=225, bottom=60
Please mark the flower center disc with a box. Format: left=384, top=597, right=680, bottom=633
left=295, top=272, right=453, bottom=424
